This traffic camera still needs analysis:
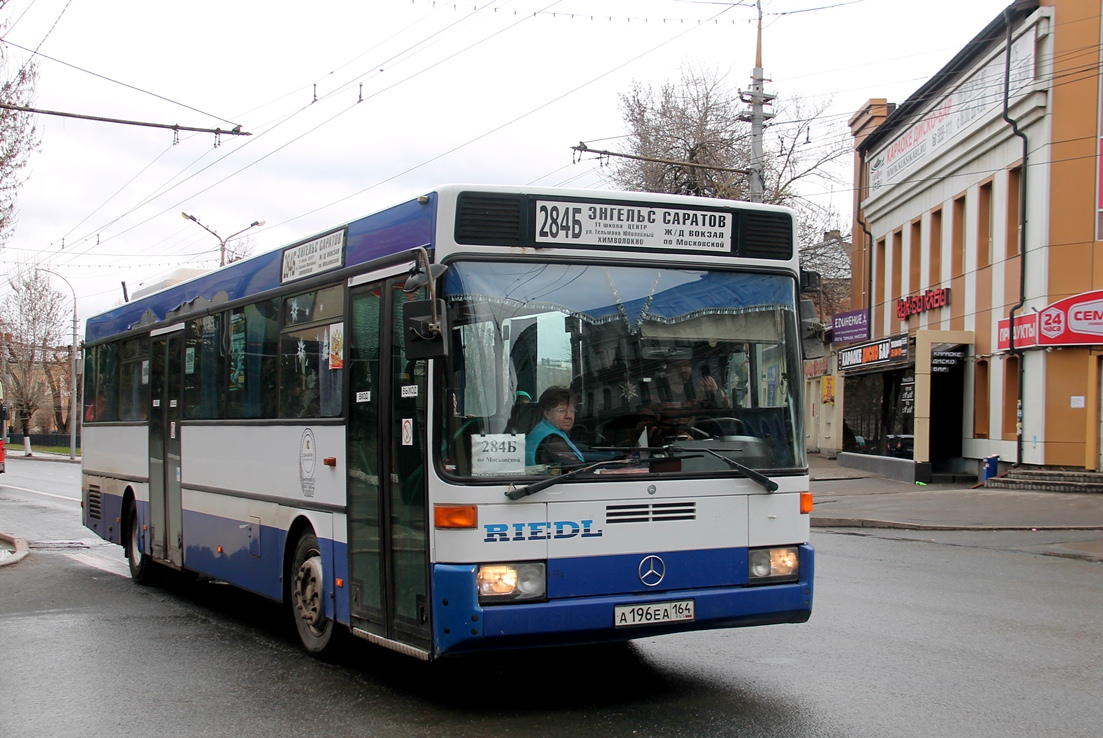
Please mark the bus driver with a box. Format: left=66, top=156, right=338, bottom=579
left=525, top=386, right=585, bottom=467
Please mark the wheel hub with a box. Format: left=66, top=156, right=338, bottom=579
left=294, top=555, right=325, bottom=628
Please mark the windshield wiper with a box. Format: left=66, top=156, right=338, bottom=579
left=669, top=445, right=778, bottom=493
left=505, top=458, right=631, bottom=500
left=504, top=453, right=704, bottom=500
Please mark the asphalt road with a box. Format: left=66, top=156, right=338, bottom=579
left=2, top=458, right=1103, bottom=737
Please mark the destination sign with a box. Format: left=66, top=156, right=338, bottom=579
left=533, top=199, right=733, bottom=253
left=282, top=230, right=346, bottom=283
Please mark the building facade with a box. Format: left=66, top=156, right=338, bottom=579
left=842, top=0, right=1103, bottom=478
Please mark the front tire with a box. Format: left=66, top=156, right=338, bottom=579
left=290, top=532, right=336, bottom=654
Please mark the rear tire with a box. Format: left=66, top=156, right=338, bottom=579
left=125, top=504, right=156, bottom=585
left=290, top=532, right=336, bottom=655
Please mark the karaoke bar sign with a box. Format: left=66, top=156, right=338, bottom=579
left=998, top=288, right=1103, bottom=350
left=896, top=287, right=950, bottom=320
left=838, top=334, right=909, bottom=372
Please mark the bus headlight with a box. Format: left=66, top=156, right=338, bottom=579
left=477, top=562, right=546, bottom=604
left=747, top=547, right=799, bottom=584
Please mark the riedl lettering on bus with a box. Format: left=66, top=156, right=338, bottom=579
left=483, top=520, right=603, bottom=542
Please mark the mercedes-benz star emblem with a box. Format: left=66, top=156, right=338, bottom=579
left=638, top=555, right=666, bottom=587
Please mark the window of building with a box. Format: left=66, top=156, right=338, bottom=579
left=978, top=180, right=993, bottom=269
left=930, top=208, right=943, bottom=286
left=875, top=236, right=886, bottom=316
left=891, top=229, right=903, bottom=330
left=910, top=219, right=922, bottom=293
left=1007, top=166, right=1022, bottom=258
left=952, top=194, right=966, bottom=278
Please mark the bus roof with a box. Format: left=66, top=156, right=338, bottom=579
left=86, top=185, right=796, bottom=344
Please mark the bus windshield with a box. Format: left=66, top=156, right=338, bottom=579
left=440, top=260, right=804, bottom=478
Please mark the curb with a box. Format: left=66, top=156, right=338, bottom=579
left=0, top=531, right=30, bottom=567
left=812, top=517, right=1103, bottom=532
left=7, top=454, right=81, bottom=464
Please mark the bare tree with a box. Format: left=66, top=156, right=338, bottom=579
left=606, top=64, right=851, bottom=284
left=613, top=65, right=750, bottom=199
left=0, top=4, right=40, bottom=249
left=0, top=267, right=67, bottom=443
left=225, top=233, right=256, bottom=264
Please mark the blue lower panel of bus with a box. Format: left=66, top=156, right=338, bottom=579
left=432, top=544, right=813, bottom=657
left=182, top=510, right=287, bottom=602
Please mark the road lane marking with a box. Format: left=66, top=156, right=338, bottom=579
left=0, top=483, right=80, bottom=502
left=65, top=551, right=129, bottom=577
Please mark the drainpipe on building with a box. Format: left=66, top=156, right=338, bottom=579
left=1001, top=4, right=1029, bottom=468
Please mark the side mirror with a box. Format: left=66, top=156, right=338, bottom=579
left=800, top=269, right=821, bottom=294
left=404, top=300, right=449, bottom=360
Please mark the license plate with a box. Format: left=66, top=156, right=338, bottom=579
left=613, top=599, right=695, bottom=628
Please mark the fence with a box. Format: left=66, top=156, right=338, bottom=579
left=6, top=432, right=82, bottom=449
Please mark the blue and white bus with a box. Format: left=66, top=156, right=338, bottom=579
left=81, top=185, right=814, bottom=659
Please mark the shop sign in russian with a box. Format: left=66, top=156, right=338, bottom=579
left=998, top=288, right=1103, bottom=349
left=832, top=308, right=869, bottom=344
left=896, top=287, right=950, bottom=320
left=997, top=312, right=1038, bottom=350
left=838, top=334, right=909, bottom=372
left=803, top=357, right=829, bottom=378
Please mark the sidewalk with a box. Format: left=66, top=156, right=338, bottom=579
left=809, top=452, right=1103, bottom=561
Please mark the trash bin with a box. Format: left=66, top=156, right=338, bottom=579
left=980, top=455, right=1000, bottom=482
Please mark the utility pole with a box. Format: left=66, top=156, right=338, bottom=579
left=739, top=0, right=775, bottom=203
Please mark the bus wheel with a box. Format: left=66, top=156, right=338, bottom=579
left=290, top=532, right=334, bottom=654
left=125, top=504, right=155, bottom=585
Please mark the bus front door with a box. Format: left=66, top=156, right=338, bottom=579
left=346, top=280, right=431, bottom=653
left=149, top=330, right=184, bottom=568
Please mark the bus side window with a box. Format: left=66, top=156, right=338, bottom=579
left=94, top=341, right=120, bottom=422
left=118, top=337, right=150, bottom=421
left=227, top=299, right=279, bottom=418
left=184, top=315, right=223, bottom=419
left=83, top=345, right=98, bottom=422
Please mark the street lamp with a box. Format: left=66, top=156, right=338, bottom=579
left=181, top=212, right=265, bottom=267
left=36, top=268, right=79, bottom=461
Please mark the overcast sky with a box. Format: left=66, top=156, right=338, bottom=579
left=2, top=0, right=1012, bottom=324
